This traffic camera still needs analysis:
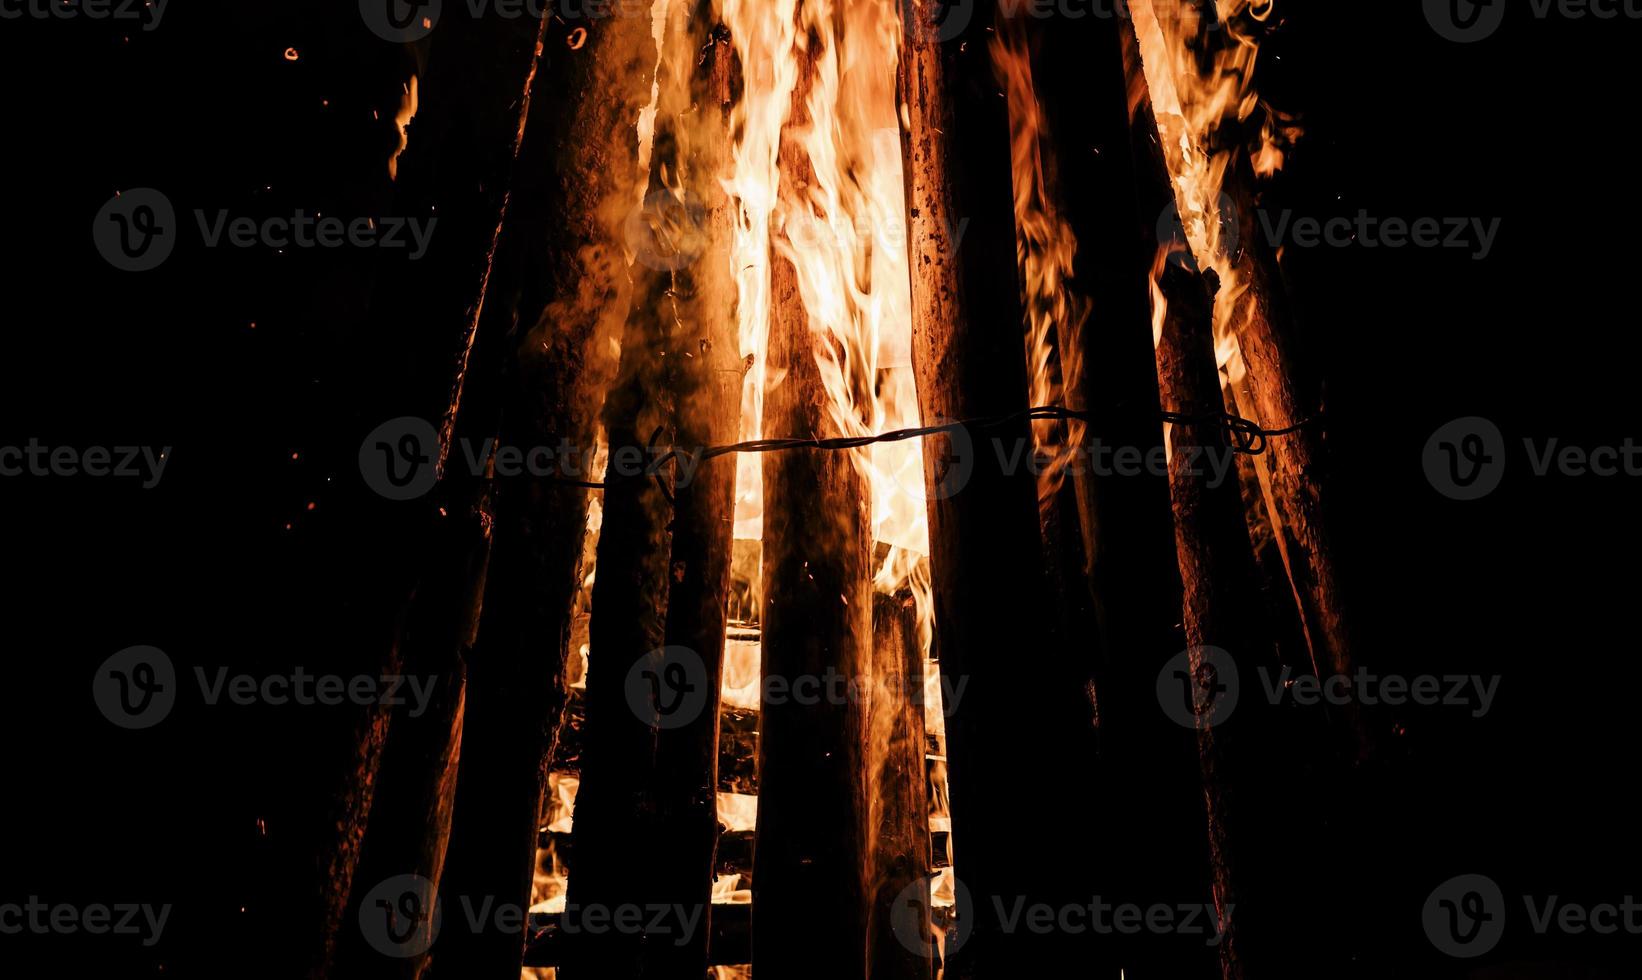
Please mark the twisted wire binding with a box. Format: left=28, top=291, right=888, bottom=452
left=560, top=405, right=1318, bottom=501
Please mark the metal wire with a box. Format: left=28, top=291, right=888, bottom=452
left=582, top=405, right=1318, bottom=502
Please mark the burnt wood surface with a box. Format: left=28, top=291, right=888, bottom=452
left=897, top=1, right=1107, bottom=974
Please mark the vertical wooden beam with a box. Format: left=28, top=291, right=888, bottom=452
left=1152, top=259, right=1260, bottom=980
left=1020, top=12, right=1220, bottom=975
left=752, top=30, right=875, bottom=979
left=319, top=13, right=551, bottom=980
left=865, top=591, right=936, bottom=980
left=897, top=1, right=1106, bottom=974
left=644, top=14, right=743, bottom=980
left=430, top=10, right=659, bottom=980
left=1178, top=0, right=1367, bottom=757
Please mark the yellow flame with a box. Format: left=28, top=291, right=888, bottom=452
left=991, top=15, right=1089, bottom=507
left=724, top=0, right=931, bottom=628
left=1131, top=0, right=1295, bottom=376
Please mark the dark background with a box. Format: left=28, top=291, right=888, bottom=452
left=1, top=1, right=1637, bottom=976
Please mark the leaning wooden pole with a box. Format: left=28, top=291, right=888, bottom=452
left=1176, top=0, right=1366, bottom=756
left=865, top=590, right=936, bottom=980
left=642, top=11, right=743, bottom=980
left=897, top=1, right=1106, bottom=974
left=558, top=43, right=683, bottom=980
left=427, top=10, right=654, bottom=980
left=1016, top=11, right=1219, bottom=974
left=751, top=27, right=876, bottom=979
left=1152, top=258, right=1261, bottom=980
left=317, top=14, right=551, bottom=980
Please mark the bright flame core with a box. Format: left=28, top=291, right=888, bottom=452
left=724, top=0, right=931, bottom=626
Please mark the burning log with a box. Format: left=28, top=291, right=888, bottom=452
left=636, top=14, right=742, bottom=980
left=1140, top=0, right=1365, bottom=756
left=896, top=1, right=1107, bottom=973
left=318, top=15, right=555, bottom=980
left=558, top=109, right=680, bottom=980
left=425, top=12, right=659, bottom=980
left=751, top=30, right=876, bottom=978
left=1152, top=258, right=1258, bottom=980
left=1004, top=12, right=1231, bottom=974
left=558, top=9, right=742, bottom=980
left=1221, top=160, right=1367, bottom=753
left=866, top=591, right=935, bottom=980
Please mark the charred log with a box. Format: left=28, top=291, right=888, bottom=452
left=751, top=32, right=876, bottom=979
left=897, top=1, right=1106, bottom=974
left=428, top=12, right=657, bottom=980
left=319, top=14, right=554, bottom=980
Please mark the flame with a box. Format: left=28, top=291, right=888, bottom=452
left=388, top=74, right=418, bottom=181
left=1130, top=0, right=1296, bottom=378
left=717, top=2, right=951, bottom=950
left=529, top=772, right=578, bottom=916
left=724, top=0, right=930, bottom=611
left=991, top=14, right=1089, bottom=507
